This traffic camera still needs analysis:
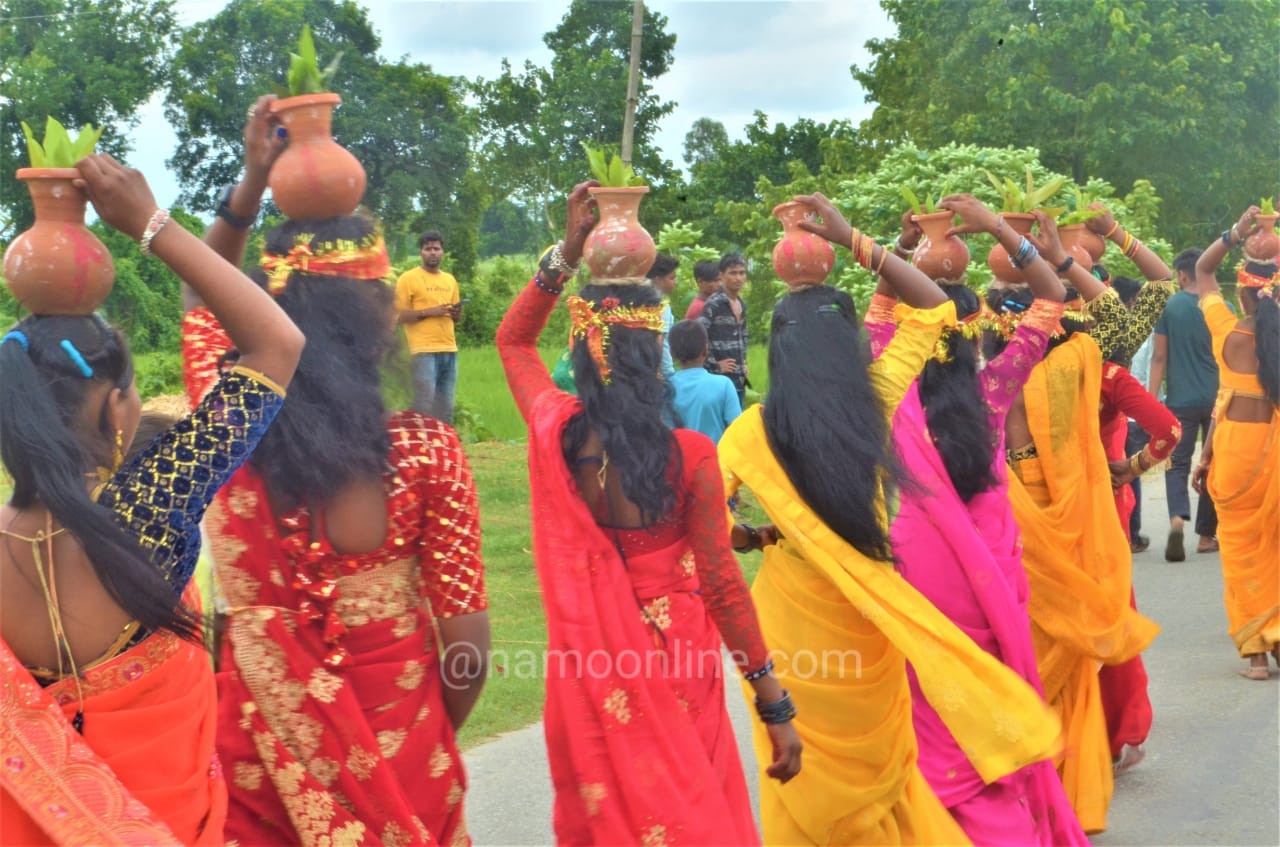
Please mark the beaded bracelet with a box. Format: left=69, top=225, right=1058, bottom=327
left=139, top=208, right=171, bottom=257
left=1055, top=256, right=1075, bottom=275
left=744, top=658, right=774, bottom=681
left=755, top=690, right=797, bottom=724
left=533, top=271, right=564, bottom=295
left=1010, top=237, right=1039, bottom=270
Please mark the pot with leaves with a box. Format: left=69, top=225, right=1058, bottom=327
left=902, top=188, right=968, bottom=283
left=581, top=144, right=655, bottom=284
left=2, top=119, right=114, bottom=315
left=267, top=25, right=365, bottom=220
left=1065, top=188, right=1107, bottom=261
left=1057, top=205, right=1104, bottom=273
left=1245, top=197, right=1280, bottom=262
left=984, top=169, right=1065, bottom=284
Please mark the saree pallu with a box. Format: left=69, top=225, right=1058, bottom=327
left=1008, top=335, right=1160, bottom=834
left=892, top=386, right=1088, bottom=847
left=720, top=407, right=1061, bottom=846
left=528, top=391, right=758, bottom=846
left=0, top=591, right=225, bottom=846
left=1208, top=412, right=1280, bottom=657
left=210, top=475, right=467, bottom=847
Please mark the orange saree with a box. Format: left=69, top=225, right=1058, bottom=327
left=0, top=590, right=225, bottom=846
left=1008, top=334, right=1161, bottom=833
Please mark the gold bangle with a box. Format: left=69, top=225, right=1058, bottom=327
left=874, top=243, right=888, bottom=275
left=1129, top=453, right=1146, bottom=476
left=1105, top=221, right=1121, bottom=239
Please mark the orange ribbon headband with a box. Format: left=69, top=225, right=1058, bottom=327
left=567, top=295, right=666, bottom=385
left=261, top=234, right=391, bottom=295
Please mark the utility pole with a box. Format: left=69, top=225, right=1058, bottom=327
left=620, top=0, right=643, bottom=166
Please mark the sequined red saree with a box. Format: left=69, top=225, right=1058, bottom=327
left=184, top=309, right=486, bottom=847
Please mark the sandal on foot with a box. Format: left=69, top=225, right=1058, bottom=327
left=1165, top=530, right=1185, bottom=562
left=1197, top=539, right=1219, bottom=554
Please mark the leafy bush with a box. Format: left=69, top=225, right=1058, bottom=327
left=134, top=350, right=184, bottom=399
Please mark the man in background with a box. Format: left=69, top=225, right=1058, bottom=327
left=396, top=230, right=462, bottom=423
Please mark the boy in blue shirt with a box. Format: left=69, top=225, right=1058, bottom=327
left=669, top=320, right=741, bottom=443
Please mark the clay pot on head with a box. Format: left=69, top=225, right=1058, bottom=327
left=2, top=168, right=115, bottom=315
left=1079, top=227, right=1107, bottom=262
left=771, top=201, right=835, bottom=289
left=1245, top=213, right=1280, bottom=263
left=1058, top=224, right=1095, bottom=273
left=910, top=210, right=969, bottom=283
left=582, top=186, right=656, bottom=284
left=987, top=213, right=1037, bottom=285
left=268, top=93, right=366, bottom=220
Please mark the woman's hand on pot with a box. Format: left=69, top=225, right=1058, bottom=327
left=243, top=94, right=286, bottom=188
left=793, top=193, right=853, bottom=248
left=939, top=194, right=998, bottom=237
left=1234, top=205, right=1261, bottom=241
left=562, top=180, right=600, bottom=266
left=898, top=208, right=923, bottom=252
left=1084, top=204, right=1117, bottom=237
left=74, top=154, right=158, bottom=240
left=1027, top=210, right=1068, bottom=266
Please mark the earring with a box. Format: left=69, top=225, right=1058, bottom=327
left=112, top=428, right=124, bottom=473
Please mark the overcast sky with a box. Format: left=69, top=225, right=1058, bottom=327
left=135, top=0, right=895, bottom=207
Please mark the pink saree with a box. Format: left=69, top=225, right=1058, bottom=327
left=870, top=296, right=1089, bottom=846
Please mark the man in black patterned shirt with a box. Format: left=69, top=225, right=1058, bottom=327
left=698, top=253, right=749, bottom=409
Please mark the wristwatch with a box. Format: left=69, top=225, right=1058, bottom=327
left=215, top=184, right=257, bottom=229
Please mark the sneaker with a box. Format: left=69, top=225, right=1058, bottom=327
left=1114, top=743, right=1146, bottom=775
left=1165, top=528, right=1185, bottom=562
left=1130, top=535, right=1150, bottom=554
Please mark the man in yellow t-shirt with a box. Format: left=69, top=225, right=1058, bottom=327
left=395, top=230, right=462, bottom=423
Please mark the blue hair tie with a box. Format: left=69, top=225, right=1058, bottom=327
left=59, top=339, right=95, bottom=378
left=1002, top=299, right=1030, bottom=313
left=1, top=330, right=29, bottom=352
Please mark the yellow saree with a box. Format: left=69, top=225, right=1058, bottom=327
left=1007, top=334, right=1160, bottom=833
left=1202, top=294, right=1279, bottom=657
left=721, top=406, right=1061, bottom=846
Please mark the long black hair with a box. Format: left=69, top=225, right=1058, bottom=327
left=763, top=286, right=898, bottom=562
left=246, top=216, right=394, bottom=510
left=0, top=315, right=201, bottom=641
left=919, top=285, right=997, bottom=502
left=1241, top=262, right=1280, bottom=405
left=565, top=283, right=680, bottom=524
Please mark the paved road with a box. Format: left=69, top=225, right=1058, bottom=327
left=464, top=480, right=1279, bottom=846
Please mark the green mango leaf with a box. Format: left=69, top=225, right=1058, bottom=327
left=582, top=143, right=608, bottom=183
left=607, top=154, right=624, bottom=187
left=1261, top=196, right=1276, bottom=215
left=299, top=24, right=317, bottom=68
left=43, top=117, right=74, bottom=168
left=320, top=51, right=343, bottom=86
left=69, top=124, right=104, bottom=161
left=20, top=121, right=45, bottom=167
left=1026, top=176, right=1066, bottom=209
left=902, top=186, right=923, bottom=216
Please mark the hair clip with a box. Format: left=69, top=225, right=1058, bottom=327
left=1001, top=299, right=1030, bottom=313
left=59, top=339, right=94, bottom=378
left=1, top=330, right=29, bottom=352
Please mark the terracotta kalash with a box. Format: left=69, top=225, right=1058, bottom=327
left=267, top=93, right=367, bottom=220
left=772, top=200, right=835, bottom=291
left=3, top=168, right=114, bottom=315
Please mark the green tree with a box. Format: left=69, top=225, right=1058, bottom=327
left=679, top=111, right=863, bottom=246
left=852, top=0, right=1280, bottom=248
left=0, top=0, right=176, bottom=237
left=164, top=0, right=471, bottom=252
left=682, top=117, right=728, bottom=169
left=471, top=0, right=678, bottom=214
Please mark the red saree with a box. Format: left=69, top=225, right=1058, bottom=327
left=0, top=589, right=225, bottom=846
left=528, top=391, right=759, bottom=845
left=184, top=308, right=485, bottom=847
